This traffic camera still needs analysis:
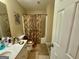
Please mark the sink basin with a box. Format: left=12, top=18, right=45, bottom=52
left=0, top=42, right=5, bottom=50
left=0, top=51, right=11, bottom=56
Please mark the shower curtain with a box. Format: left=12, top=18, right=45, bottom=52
left=24, top=14, right=46, bottom=44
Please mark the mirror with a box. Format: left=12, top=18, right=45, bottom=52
left=0, top=1, right=11, bottom=37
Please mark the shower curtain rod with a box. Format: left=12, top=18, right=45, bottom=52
left=24, top=14, right=47, bottom=15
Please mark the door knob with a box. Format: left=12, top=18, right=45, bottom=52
left=50, top=43, right=54, bottom=47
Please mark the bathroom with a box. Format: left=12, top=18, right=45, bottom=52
left=0, top=0, right=54, bottom=59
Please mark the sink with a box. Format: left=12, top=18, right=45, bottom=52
left=0, top=42, right=12, bottom=56
left=0, top=42, right=5, bottom=50
left=0, top=51, right=11, bottom=56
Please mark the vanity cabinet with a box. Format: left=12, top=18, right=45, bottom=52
left=15, top=43, right=29, bottom=59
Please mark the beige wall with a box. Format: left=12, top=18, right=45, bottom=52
left=41, top=15, right=46, bottom=37
left=45, top=0, right=55, bottom=42
left=0, top=0, right=25, bottom=37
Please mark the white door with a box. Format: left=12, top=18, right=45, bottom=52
left=50, top=0, right=79, bottom=59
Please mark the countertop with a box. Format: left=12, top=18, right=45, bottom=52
left=0, top=40, right=27, bottom=59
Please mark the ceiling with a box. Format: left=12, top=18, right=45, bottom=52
left=17, top=0, right=48, bottom=11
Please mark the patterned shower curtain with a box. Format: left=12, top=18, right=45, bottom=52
left=24, top=14, right=46, bottom=44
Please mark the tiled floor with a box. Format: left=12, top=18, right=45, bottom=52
left=27, top=44, right=49, bottom=59
left=39, top=55, right=49, bottom=59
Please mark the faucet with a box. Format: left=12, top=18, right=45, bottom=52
left=12, top=37, right=20, bottom=44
